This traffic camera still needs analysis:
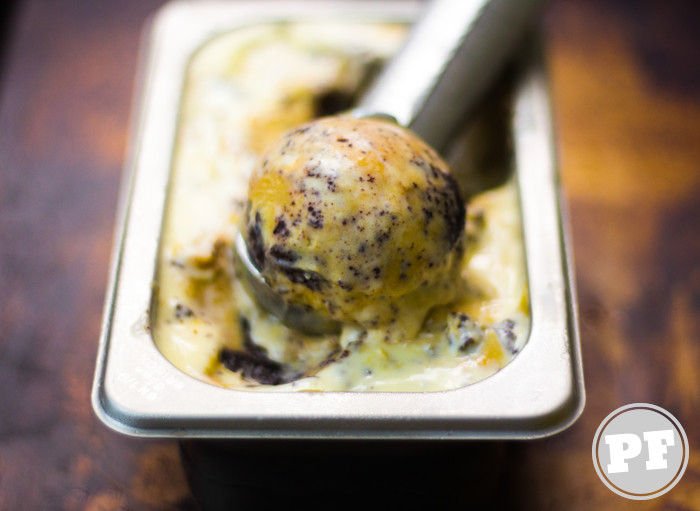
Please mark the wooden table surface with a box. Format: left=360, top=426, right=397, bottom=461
left=0, top=0, right=698, bottom=509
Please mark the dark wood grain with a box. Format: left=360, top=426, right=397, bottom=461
left=0, top=2, right=195, bottom=510
left=0, top=0, right=698, bottom=509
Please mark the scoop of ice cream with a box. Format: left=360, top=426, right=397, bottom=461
left=244, top=116, right=465, bottom=329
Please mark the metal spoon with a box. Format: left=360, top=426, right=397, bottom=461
left=235, top=0, right=544, bottom=335
left=234, top=233, right=342, bottom=335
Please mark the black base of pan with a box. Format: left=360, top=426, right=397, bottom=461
left=180, top=440, right=506, bottom=510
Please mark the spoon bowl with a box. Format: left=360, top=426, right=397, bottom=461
left=233, top=232, right=342, bottom=335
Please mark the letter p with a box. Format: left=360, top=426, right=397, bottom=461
left=605, top=433, right=642, bottom=473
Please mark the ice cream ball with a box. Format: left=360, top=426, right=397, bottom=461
left=243, top=116, right=465, bottom=328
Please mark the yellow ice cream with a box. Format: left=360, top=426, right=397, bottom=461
left=244, top=116, right=465, bottom=332
left=153, top=22, right=530, bottom=392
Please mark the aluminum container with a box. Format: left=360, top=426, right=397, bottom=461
left=92, top=0, right=584, bottom=439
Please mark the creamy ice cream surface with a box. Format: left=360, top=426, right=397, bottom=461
left=153, top=22, right=530, bottom=391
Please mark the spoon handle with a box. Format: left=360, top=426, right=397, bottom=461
left=357, top=0, right=545, bottom=151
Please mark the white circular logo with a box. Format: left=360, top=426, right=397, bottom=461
left=592, top=403, right=689, bottom=500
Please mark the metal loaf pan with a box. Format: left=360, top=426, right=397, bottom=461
left=92, top=1, right=584, bottom=439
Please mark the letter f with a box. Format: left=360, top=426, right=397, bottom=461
left=644, top=430, right=675, bottom=470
